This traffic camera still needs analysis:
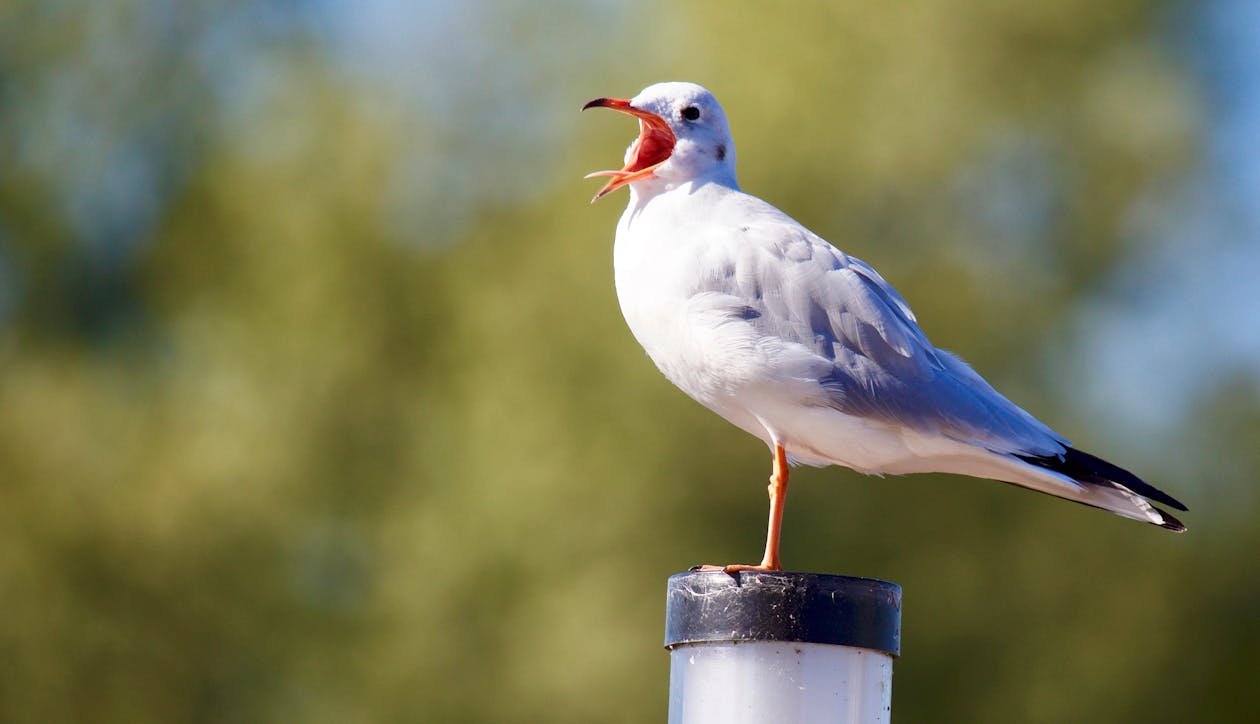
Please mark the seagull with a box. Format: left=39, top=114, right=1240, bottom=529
left=583, top=81, right=1187, bottom=572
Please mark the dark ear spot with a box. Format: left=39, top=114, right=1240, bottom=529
left=715, top=143, right=726, bottom=161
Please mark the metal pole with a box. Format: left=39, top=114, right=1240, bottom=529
left=665, top=571, right=902, bottom=724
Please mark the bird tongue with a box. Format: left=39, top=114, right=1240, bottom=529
left=582, top=97, right=676, bottom=201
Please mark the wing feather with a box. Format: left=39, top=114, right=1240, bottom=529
left=702, top=221, right=1065, bottom=456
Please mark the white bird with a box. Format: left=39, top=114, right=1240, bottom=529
left=583, top=82, right=1186, bottom=572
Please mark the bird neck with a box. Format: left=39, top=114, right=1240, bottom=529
left=628, top=167, right=740, bottom=206
left=623, top=172, right=743, bottom=227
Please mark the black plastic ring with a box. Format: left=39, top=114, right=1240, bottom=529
left=665, top=570, right=901, bottom=657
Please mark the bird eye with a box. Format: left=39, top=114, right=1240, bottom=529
left=681, top=106, right=701, bottom=121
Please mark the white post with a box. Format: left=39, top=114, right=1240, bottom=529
left=665, top=571, right=901, bottom=724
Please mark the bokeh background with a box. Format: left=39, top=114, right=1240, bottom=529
left=2, top=1, right=1258, bottom=722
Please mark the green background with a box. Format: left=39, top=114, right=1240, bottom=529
left=2, top=1, right=1257, bottom=721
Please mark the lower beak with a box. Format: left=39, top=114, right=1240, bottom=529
left=582, top=97, right=676, bottom=202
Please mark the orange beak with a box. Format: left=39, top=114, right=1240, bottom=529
left=582, top=97, right=676, bottom=202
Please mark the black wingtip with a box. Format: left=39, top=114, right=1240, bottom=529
left=1155, top=507, right=1187, bottom=533
left=1016, top=447, right=1189, bottom=512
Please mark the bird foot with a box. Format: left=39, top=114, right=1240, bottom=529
left=689, top=563, right=781, bottom=575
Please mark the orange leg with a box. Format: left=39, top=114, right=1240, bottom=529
left=694, top=443, right=790, bottom=573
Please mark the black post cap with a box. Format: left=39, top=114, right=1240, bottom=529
left=665, top=570, right=901, bottom=657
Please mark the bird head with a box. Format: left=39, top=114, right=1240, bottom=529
left=583, top=82, right=736, bottom=202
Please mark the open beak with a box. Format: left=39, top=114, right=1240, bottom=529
left=582, top=97, right=676, bottom=202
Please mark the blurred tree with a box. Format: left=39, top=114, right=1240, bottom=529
left=0, top=1, right=1256, bottom=723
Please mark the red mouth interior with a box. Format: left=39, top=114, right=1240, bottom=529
left=625, top=118, right=675, bottom=173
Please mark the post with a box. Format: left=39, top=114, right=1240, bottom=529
left=665, top=570, right=902, bottom=724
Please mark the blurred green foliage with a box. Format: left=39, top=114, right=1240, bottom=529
left=0, top=1, right=1256, bottom=722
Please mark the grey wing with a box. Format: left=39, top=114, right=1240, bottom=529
left=725, top=226, right=1067, bottom=457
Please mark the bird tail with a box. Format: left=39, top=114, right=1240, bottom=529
left=1010, top=448, right=1188, bottom=532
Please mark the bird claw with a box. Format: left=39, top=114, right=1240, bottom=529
left=689, top=563, right=780, bottom=576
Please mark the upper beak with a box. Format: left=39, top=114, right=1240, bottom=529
left=582, top=97, right=676, bottom=202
